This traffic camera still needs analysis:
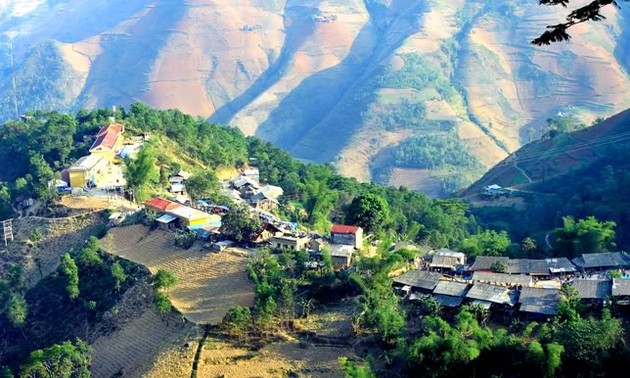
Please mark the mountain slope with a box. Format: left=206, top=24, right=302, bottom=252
left=466, top=107, right=630, bottom=248
left=1, top=0, right=630, bottom=194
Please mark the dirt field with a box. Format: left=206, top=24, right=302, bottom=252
left=101, top=225, right=254, bottom=324
left=200, top=338, right=351, bottom=378
left=90, top=305, right=198, bottom=378
left=60, top=194, right=138, bottom=211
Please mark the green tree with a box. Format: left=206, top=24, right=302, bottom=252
left=0, top=366, right=13, bottom=378
left=0, top=183, right=13, bottom=221
left=185, top=171, right=219, bottom=202
left=154, top=291, right=172, bottom=316
left=110, top=261, right=127, bottom=293
left=348, top=193, right=390, bottom=234
left=491, top=260, right=509, bottom=273
left=338, top=357, right=376, bottom=378
left=59, top=253, right=79, bottom=300
left=219, top=204, right=262, bottom=242
left=552, top=216, right=616, bottom=258
left=153, top=269, right=178, bottom=291
left=221, top=306, right=252, bottom=339
left=7, top=294, right=28, bottom=328
left=124, top=144, right=159, bottom=202
left=554, top=309, right=624, bottom=366
left=19, top=339, right=91, bottom=378
left=77, top=236, right=102, bottom=267
left=460, top=230, right=511, bottom=256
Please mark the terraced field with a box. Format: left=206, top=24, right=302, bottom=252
left=101, top=225, right=255, bottom=324
left=90, top=310, right=196, bottom=378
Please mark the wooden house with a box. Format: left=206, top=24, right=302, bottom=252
left=392, top=269, right=442, bottom=295
left=572, top=279, right=611, bottom=304
left=612, top=279, right=630, bottom=305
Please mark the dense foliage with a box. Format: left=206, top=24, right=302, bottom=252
left=392, top=133, right=481, bottom=170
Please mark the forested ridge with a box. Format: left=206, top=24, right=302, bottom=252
left=1, top=105, right=629, bottom=377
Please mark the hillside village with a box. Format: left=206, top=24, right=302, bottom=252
left=8, top=121, right=630, bottom=321
left=3, top=107, right=630, bottom=377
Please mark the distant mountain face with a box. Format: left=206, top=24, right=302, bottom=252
left=2, top=0, right=630, bottom=195
left=464, top=107, right=630, bottom=249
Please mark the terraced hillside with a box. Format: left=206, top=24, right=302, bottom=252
left=0, top=212, right=106, bottom=288
left=2, top=0, right=630, bottom=193
left=100, top=225, right=254, bottom=324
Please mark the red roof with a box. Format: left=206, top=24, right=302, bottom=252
left=331, top=225, right=361, bottom=235
left=90, top=124, right=124, bottom=151
left=145, top=197, right=181, bottom=212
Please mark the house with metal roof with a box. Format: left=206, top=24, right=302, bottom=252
left=465, top=283, right=517, bottom=309
left=472, top=271, right=532, bottom=287
left=393, top=269, right=442, bottom=293
left=612, top=279, right=630, bottom=305
left=518, top=287, right=560, bottom=316
left=89, top=123, right=124, bottom=159
left=145, top=197, right=182, bottom=213
left=430, top=249, right=466, bottom=272
left=331, top=225, right=363, bottom=249
left=508, top=259, right=550, bottom=275
left=572, top=279, right=612, bottom=301
left=469, top=256, right=509, bottom=272
left=432, top=281, right=469, bottom=307
left=546, top=258, right=576, bottom=275
left=572, top=252, right=630, bottom=270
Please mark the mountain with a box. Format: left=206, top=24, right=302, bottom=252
left=2, top=0, right=630, bottom=195
left=466, top=108, right=630, bottom=249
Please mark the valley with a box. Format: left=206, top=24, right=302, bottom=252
left=1, top=0, right=630, bottom=194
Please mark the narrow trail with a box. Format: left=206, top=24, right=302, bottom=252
left=190, top=325, right=210, bottom=378
left=513, top=160, right=533, bottom=183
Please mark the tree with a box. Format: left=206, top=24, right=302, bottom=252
left=59, top=253, right=79, bottom=300
left=0, top=366, right=13, bottom=378
left=0, top=183, right=13, bottom=221
left=219, top=204, right=262, bottom=242
left=460, top=230, right=512, bottom=256
left=7, top=294, right=28, bottom=328
left=338, top=357, right=377, bottom=378
left=552, top=216, right=616, bottom=258
left=154, top=291, right=172, bottom=316
left=554, top=309, right=624, bottom=366
left=19, top=339, right=91, bottom=378
left=110, top=262, right=127, bottom=293
left=123, top=144, right=159, bottom=202
left=77, top=236, right=102, bottom=267
left=221, top=306, right=252, bottom=339
left=491, top=260, right=509, bottom=273
left=153, top=269, right=178, bottom=291
left=185, top=171, right=219, bottom=202
left=348, top=193, right=390, bottom=234
left=532, top=0, right=628, bottom=45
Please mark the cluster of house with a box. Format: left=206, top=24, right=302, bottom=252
left=393, top=249, right=630, bottom=318
left=219, top=168, right=285, bottom=212
left=145, top=197, right=221, bottom=238
left=58, top=123, right=144, bottom=191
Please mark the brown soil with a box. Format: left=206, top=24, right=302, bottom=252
left=101, top=225, right=254, bottom=324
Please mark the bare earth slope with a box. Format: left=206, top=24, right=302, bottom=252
left=2, top=0, right=630, bottom=193
left=101, top=225, right=254, bottom=325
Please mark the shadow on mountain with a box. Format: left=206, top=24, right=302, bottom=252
left=210, top=4, right=319, bottom=124
left=255, top=0, right=427, bottom=163
left=74, top=0, right=187, bottom=109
